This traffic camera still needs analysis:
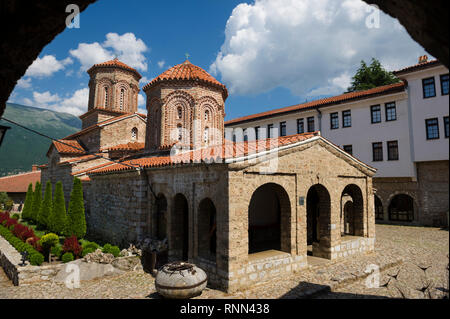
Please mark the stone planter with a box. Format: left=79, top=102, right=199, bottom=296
left=155, top=261, right=207, bottom=299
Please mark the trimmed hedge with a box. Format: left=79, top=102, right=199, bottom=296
left=0, top=224, right=44, bottom=266
left=102, top=243, right=120, bottom=257
left=61, top=252, right=74, bottom=263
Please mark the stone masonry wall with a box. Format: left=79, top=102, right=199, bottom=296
left=226, top=139, right=375, bottom=292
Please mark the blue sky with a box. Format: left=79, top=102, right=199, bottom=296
left=8, top=0, right=428, bottom=121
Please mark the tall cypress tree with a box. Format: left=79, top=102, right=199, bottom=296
left=67, top=177, right=86, bottom=238
left=49, top=181, right=68, bottom=235
left=38, top=181, right=52, bottom=229
left=30, top=182, right=42, bottom=223
left=21, top=183, right=34, bottom=220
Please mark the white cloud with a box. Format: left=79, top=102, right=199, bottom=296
left=25, top=55, right=73, bottom=78
left=138, top=94, right=145, bottom=107
left=211, top=0, right=428, bottom=98
left=30, top=88, right=88, bottom=115
left=157, top=60, right=165, bottom=68
left=138, top=108, right=147, bottom=115
left=70, top=32, right=148, bottom=72
left=139, top=76, right=153, bottom=85
left=33, top=91, right=61, bottom=106
left=69, top=42, right=113, bottom=72
left=58, top=88, right=89, bottom=115
left=16, top=77, right=32, bottom=89
left=21, top=98, right=33, bottom=106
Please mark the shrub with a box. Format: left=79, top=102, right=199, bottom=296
left=31, top=182, right=42, bottom=222
left=37, top=181, right=52, bottom=229
left=21, top=183, right=34, bottom=220
left=39, top=233, right=59, bottom=249
left=82, top=240, right=99, bottom=251
left=5, top=217, right=18, bottom=229
left=0, top=211, right=9, bottom=224
left=61, top=252, right=74, bottom=263
left=50, top=245, right=63, bottom=258
left=12, top=214, right=20, bottom=220
left=67, top=178, right=86, bottom=238
left=0, top=225, right=44, bottom=266
left=12, top=223, right=35, bottom=241
left=49, top=181, right=68, bottom=236
left=102, top=243, right=120, bottom=257
left=62, top=235, right=82, bottom=257
left=29, top=253, right=44, bottom=266
left=26, top=236, right=42, bottom=252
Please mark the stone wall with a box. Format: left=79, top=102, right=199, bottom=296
left=225, top=139, right=375, bottom=291
left=374, top=160, right=449, bottom=226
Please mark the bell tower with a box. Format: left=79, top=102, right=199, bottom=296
left=79, top=58, right=142, bottom=129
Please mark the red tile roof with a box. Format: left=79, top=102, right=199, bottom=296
left=101, top=142, right=145, bottom=152
left=143, top=60, right=228, bottom=99
left=393, top=59, right=441, bottom=76
left=225, top=82, right=406, bottom=126
left=0, top=171, right=41, bottom=193
left=52, top=140, right=85, bottom=155
left=87, top=58, right=142, bottom=79
left=89, top=132, right=318, bottom=175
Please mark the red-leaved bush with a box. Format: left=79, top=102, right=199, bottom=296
left=62, top=235, right=82, bottom=257
left=12, top=224, right=35, bottom=241
left=0, top=211, right=10, bottom=224
left=26, top=236, right=42, bottom=252
left=5, top=217, right=18, bottom=229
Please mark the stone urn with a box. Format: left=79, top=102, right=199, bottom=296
left=155, top=261, right=207, bottom=299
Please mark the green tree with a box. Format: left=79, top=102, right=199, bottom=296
left=30, top=182, right=42, bottom=222
left=49, top=181, right=68, bottom=235
left=347, top=58, right=400, bottom=92
left=21, top=183, right=34, bottom=220
left=37, top=181, right=52, bottom=229
left=0, top=192, right=13, bottom=211
left=67, top=177, right=86, bottom=238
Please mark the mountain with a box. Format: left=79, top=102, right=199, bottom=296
left=0, top=103, right=82, bottom=177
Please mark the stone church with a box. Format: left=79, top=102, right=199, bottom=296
left=41, top=58, right=377, bottom=292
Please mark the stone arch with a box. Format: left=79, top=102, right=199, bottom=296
left=115, top=82, right=129, bottom=112
left=306, top=184, right=331, bottom=253
left=340, top=184, right=364, bottom=237
left=96, top=79, right=113, bottom=109
left=131, top=127, right=138, bottom=140
left=155, top=193, right=168, bottom=240
left=388, top=193, right=416, bottom=222
left=197, top=198, right=217, bottom=262
left=148, top=98, right=162, bottom=148
left=164, top=92, right=194, bottom=145
left=171, top=193, right=189, bottom=260
left=374, top=194, right=384, bottom=221
left=248, top=183, right=291, bottom=254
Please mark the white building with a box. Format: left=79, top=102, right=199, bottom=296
left=225, top=57, right=449, bottom=226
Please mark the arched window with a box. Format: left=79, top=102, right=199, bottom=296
left=131, top=127, right=138, bottom=140
left=104, top=87, right=108, bottom=108
left=204, top=110, right=209, bottom=121
left=177, top=124, right=183, bottom=141
left=203, top=127, right=209, bottom=143
left=119, top=88, right=125, bottom=110
left=177, top=107, right=183, bottom=119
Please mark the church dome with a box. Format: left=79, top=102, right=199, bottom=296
left=143, top=60, right=228, bottom=99
left=87, top=58, right=142, bottom=79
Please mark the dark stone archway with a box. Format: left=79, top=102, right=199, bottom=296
left=172, top=193, right=189, bottom=261
left=340, top=184, right=364, bottom=237
left=198, top=198, right=217, bottom=262
left=248, top=183, right=291, bottom=254
left=389, top=194, right=415, bottom=222
left=306, top=184, right=331, bottom=249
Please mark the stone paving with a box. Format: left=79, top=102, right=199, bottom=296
left=0, top=224, right=448, bottom=299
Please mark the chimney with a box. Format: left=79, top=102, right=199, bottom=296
left=32, top=164, right=38, bottom=172
left=418, top=55, right=428, bottom=64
